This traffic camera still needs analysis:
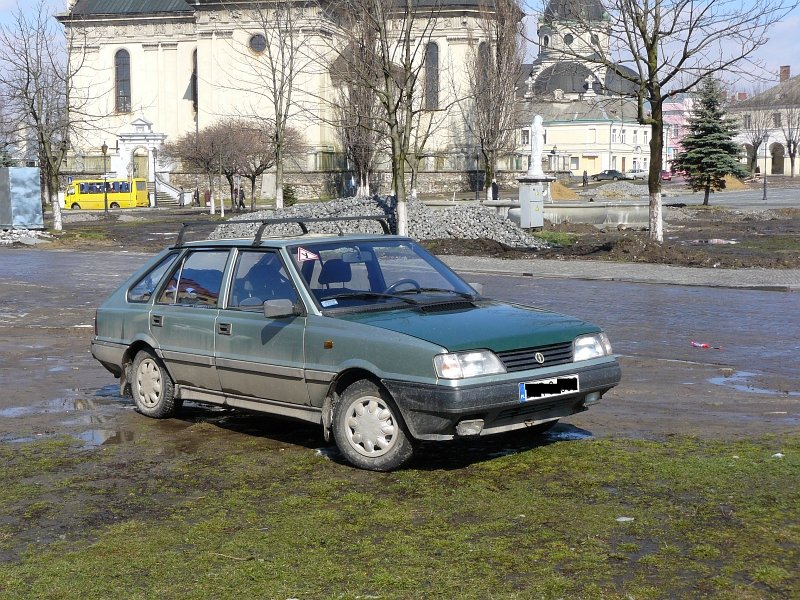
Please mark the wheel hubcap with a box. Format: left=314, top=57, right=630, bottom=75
left=344, top=396, right=397, bottom=457
left=135, top=358, right=162, bottom=408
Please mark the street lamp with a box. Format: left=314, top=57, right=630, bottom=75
left=101, top=141, right=109, bottom=215
left=152, top=148, right=158, bottom=208
left=762, top=133, right=768, bottom=202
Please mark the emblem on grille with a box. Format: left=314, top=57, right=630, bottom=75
left=534, top=352, right=545, bottom=364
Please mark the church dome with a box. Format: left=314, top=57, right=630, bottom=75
left=543, top=0, right=607, bottom=23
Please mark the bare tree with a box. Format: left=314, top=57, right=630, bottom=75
left=0, top=0, right=88, bottom=230
left=780, top=99, right=800, bottom=177
left=331, top=22, right=386, bottom=198
left=332, top=0, right=442, bottom=235
left=162, top=124, right=233, bottom=213
left=735, top=103, right=772, bottom=173
left=221, top=118, right=306, bottom=210
left=218, top=2, right=312, bottom=209
left=530, top=0, right=796, bottom=242
left=465, top=0, right=525, bottom=197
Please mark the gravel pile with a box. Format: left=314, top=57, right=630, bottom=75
left=0, top=228, right=52, bottom=246
left=578, top=181, right=648, bottom=199
left=215, top=196, right=546, bottom=249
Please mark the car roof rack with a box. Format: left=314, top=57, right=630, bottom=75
left=175, top=215, right=393, bottom=247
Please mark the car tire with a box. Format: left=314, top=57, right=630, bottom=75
left=110, top=202, right=120, bottom=209
left=612, top=176, right=618, bottom=181
left=333, top=380, right=414, bottom=471
left=131, top=349, right=180, bottom=418
left=71, top=203, right=80, bottom=210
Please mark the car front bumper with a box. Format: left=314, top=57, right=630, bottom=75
left=382, top=359, right=621, bottom=441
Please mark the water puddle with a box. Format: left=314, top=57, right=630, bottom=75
left=708, top=371, right=800, bottom=397
left=0, top=397, right=99, bottom=418
left=545, top=429, right=593, bottom=441
left=77, top=428, right=135, bottom=447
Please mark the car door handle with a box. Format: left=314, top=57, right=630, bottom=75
left=151, top=314, right=163, bottom=327
left=217, top=322, right=232, bottom=336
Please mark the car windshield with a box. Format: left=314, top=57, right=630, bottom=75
left=289, top=239, right=477, bottom=311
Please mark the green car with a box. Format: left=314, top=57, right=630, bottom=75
left=91, top=217, right=621, bottom=471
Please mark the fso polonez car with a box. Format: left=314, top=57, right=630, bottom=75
left=91, top=216, right=621, bottom=470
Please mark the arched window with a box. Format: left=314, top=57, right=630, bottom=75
left=115, top=50, right=131, bottom=113
left=424, top=42, right=439, bottom=110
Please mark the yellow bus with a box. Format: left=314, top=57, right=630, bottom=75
left=65, top=178, right=149, bottom=210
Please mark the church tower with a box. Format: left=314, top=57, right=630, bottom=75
left=525, top=0, right=634, bottom=100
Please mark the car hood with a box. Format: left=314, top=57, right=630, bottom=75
left=337, top=301, right=598, bottom=352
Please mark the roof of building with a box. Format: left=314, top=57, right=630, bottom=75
left=66, top=0, right=487, bottom=14
left=520, top=96, right=640, bottom=126
left=542, top=0, right=607, bottom=23
left=527, top=60, right=638, bottom=98
left=730, top=74, right=800, bottom=110
left=67, top=0, right=193, bottom=14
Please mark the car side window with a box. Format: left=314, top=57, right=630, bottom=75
left=229, top=250, right=298, bottom=310
left=127, top=253, right=178, bottom=303
left=157, top=250, right=229, bottom=307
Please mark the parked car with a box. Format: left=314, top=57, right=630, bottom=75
left=660, top=170, right=673, bottom=181
left=91, top=217, right=621, bottom=471
left=592, top=169, right=626, bottom=181
left=625, top=169, right=647, bottom=180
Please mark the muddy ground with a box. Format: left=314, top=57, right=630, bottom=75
left=36, top=189, right=800, bottom=270
left=427, top=204, right=800, bottom=269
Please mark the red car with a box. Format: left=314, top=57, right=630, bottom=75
left=660, top=170, right=672, bottom=181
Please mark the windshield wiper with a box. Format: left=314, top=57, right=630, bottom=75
left=396, top=287, right=475, bottom=300
left=326, top=291, right=419, bottom=305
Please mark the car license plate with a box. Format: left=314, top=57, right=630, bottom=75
left=519, top=375, right=579, bottom=403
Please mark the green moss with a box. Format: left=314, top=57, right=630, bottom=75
left=0, top=434, right=797, bottom=599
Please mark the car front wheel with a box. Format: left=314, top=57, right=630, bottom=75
left=333, top=380, right=414, bottom=471
left=131, top=349, right=180, bottom=418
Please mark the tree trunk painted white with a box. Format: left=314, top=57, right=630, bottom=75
left=648, top=191, right=663, bottom=242
left=396, top=198, right=408, bottom=236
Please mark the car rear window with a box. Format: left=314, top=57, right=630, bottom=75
left=157, top=250, right=229, bottom=307
left=127, top=253, right=179, bottom=303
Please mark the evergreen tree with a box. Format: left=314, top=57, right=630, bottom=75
left=673, top=78, right=748, bottom=205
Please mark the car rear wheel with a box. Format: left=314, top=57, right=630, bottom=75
left=71, top=203, right=80, bottom=210
left=131, top=349, right=180, bottom=418
left=110, top=202, right=120, bottom=209
left=333, top=380, right=414, bottom=471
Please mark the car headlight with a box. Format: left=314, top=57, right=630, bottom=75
left=434, top=350, right=506, bottom=379
left=573, top=333, right=613, bottom=362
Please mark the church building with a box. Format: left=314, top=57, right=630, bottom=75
left=57, top=0, right=508, bottom=199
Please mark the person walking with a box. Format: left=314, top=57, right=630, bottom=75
left=491, top=178, right=499, bottom=201
left=582, top=170, right=589, bottom=187
left=238, top=186, right=246, bottom=211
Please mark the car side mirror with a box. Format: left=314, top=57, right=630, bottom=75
left=263, top=299, right=304, bottom=319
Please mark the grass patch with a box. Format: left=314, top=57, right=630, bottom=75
left=739, top=235, right=800, bottom=253
left=532, top=230, right=576, bottom=247
left=0, top=432, right=797, bottom=599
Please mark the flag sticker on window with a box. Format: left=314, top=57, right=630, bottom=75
left=297, top=247, right=319, bottom=262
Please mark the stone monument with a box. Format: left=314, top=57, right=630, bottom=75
left=518, top=114, right=554, bottom=228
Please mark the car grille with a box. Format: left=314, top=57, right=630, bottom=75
left=496, top=342, right=573, bottom=372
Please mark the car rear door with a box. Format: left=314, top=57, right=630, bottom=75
left=150, top=249, right=230, bottom=391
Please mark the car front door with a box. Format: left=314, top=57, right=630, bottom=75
left=150, top=249, right=230, bottom=391
left=215, top=249, right=310, bottom=407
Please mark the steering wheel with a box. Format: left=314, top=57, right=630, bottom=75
left=385, top=278, right=421, bottom=293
